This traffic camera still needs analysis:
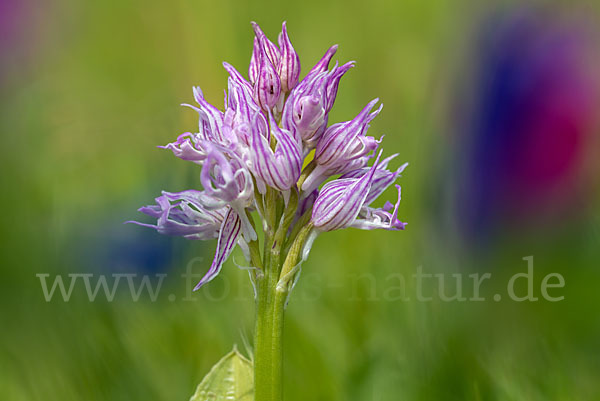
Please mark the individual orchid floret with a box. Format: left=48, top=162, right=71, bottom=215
left=280, top=79, right=323, bottom=146
left=300, top=44, right=354, bottom=112
left=311, top=152, right=406, bottom=232
left=129, top=191, right=250, bottom=289
left=223, top=62, right=267, bottom=152
left=251, top=112, right=302, bottom=193
left=252, top=24, right=282, bottom=112
left=159, top=132, right=207, bottom=163
left=301, top=98, right=382, bottom=193
left=311, top=152, right=382, bottom=231
left=187, top=87, right=226, bottom=142
left=127, top=190, right=226, bottom=240
left=160, top=87, right=226, bottom=162
left=292, top=95, right=325, bottom=142
left=254, top=46, right=282, bottom=112
left=199, top=145, right=253, bottom=205
left=277, top=22, right=300, bottom=93
left=251, top=22, right=280, bottom=68
left=200, top=145, right=256, bottom=241
left=315, top=98, right=382, bottom=168
left=340, top=155, right=408, bottom=230
left=280, top=71, right=328, bottom=148
left=281, top=61, right=354, bottom=150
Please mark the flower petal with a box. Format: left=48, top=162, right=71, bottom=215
left=311, top=152, right=382, bottom=231
left=126, top=191, right=226, bottom=240
left=251, top=22, right=280, bottom=66
left=200, top=144, right=254, bottom=205
left=159, top=132, right=207, bottom=163
left=351, top=185, right=406, bottom=231
left=341, top=155, right=408, bottom=206
left=307, top=44, right=338, bottom=77
left=194, top=208, right=242, bottom=289
left=324, top=61, right=354, bottom=112
left=315, top=98, right=381, bottom=167
left=254, top=45, right=282, bottom=111
left=251, top=112, right=302, bottom=191
left=248, top=37, right=261, bottom=85
left=277, top=21, right=301, bottom=93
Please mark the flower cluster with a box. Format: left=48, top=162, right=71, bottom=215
left=129, top=22, right=406, bottom=289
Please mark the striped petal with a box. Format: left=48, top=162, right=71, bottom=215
left=224, top=62, right=268, bottom=147
left=281, top=71, right=329, bottom=147
left=251, top=112, right=302, bottom=191
left=248, top=37, right=261, bottom=85
left=200, top=144, right=254, bottom=209
left=194, top=208, right=242, bottom=289
left=351, top=185, right=406, bottom=231
left=341, top=154, right=408, bottom=206
left=181, top=87, right=226, bottom=144
left=252, top=23, right=282, bottom=111
left=159, top=132, right=207, bottom=163
left=277, top=21, right=300, bottom=93
left=324, top=61, right=354, bottom=112
left=315, top=98, right=382, bottom=167
left=306, top=44, right=338, bottom=78
left=127, top=190, right=226, bottom=240
left=251, top=22, right=280, bottom=66
left=311, top=152, right=382, bottom=231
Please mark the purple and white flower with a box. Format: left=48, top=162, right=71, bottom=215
left=251, top=112, right=302, bottom=193
left=281, top=52, right=354, bottom=150
left=130, top=22, right=407, bottom=290
left=128, top=190, right=226, bottom=240
left=301, top=98, right=383, bottom=193
left=311, top=152, right=406, bottom=232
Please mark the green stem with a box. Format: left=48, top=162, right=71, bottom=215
left=254, top=257, right=286, bottom=401
left=254, top=188, right=286, bottom=401
left=280, top=223, right=314, bottom=281
left=297, top=160, right=316, bottom=190
left=270, top=288, right=287, bottom=399
left=254, top=223, right=315, bottom=401
left=254, top=182, right=309, bottom=401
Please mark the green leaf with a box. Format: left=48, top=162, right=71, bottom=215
left=189, top=346, right=254, bottom=401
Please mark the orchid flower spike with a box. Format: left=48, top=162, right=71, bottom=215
left=129, top=21, right=407, bottom=290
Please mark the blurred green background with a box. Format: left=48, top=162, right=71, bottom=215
left=2, top=0, right=600, bottom=400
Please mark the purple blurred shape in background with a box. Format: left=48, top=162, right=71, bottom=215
left=0, top=0, right=42, bottom=85
left=454, top=9, right=599, bottom=241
